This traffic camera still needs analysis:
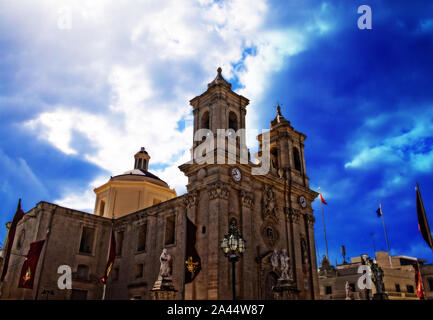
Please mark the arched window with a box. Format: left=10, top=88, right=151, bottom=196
left=138, top=158, right=142, bottom=169
left=76, top=264, right=89, bottom=280
left=201, top=111, right=210, bottom=130
left=293, top=147, right=301, bottom=171
left=228, top=111, right=238, bottom=131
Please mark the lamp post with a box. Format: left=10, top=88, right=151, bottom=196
left=220, top=222, right=246, bottom=300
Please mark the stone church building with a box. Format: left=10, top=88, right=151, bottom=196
left=0, top=68, right=320, bottom=300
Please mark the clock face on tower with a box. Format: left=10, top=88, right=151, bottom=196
left=299, top=196, right=307, bottom=208
left=231, top=167, right=242, bottom=182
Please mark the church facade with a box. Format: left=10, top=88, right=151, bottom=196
left=0, top=68, right=319, bottom=300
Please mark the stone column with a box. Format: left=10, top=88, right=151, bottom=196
left=240, top=190, right=254, bottom=299
left=193, top=108, right=199, bottom=148
left=240, top=106, right=246, bottom=130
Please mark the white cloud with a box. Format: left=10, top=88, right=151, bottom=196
left=4, top=0, right=327, bottom=211
left=52, top=176, right=107, bottom=212
left=345, top=112, right=433, bottom=170
left=344, top=110, right=433, bottom=198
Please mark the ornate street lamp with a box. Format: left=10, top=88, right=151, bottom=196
left=220, top=222, right=246, bottom=300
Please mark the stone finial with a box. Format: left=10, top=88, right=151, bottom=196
left=208, top=67, right=232, bottom=89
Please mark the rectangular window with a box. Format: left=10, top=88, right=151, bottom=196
left=165, top=215, right=176, bottom=246
left=116, top=231, right=124, bottom=256
left=99, top=199, right=105, bottom=216
left=76, top=265, right=89, bottom=280
left=428, top=278, right=433, bottom=291
left=325, top=286, right=332, bottom=294
left=79, top=227, right=95, bottom=254
left=407, top=285, right=414, bottom=293
left=135, top=264, right=144, bottom=279
left=137, top=223, right=147, bottom=252
left=395, top=284, right=401, bottom=292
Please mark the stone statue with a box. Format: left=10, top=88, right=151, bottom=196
left=368, top=259, right=384, bottom=294
left=151, top=248, right=175, bottom=297
left=279, top=249, right=291, bottom=280
left=270, top=249, right=279, bottom=271
left=345, top=281, right=351, bottom=300
left=159, top=248, right=172, bottom=279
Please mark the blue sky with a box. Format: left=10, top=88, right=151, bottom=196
left=1, top=0, right=433, bottom=265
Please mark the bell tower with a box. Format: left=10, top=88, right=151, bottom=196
left=264, top=105, right=309, bottom=188
left=190, top=67, right=249, bottom=148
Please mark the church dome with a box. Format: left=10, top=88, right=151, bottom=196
left=112, top=168, right=169, bottom=188
left=109, top=147, right=169, bottom=187
left=93, top=147, right=177, bottom=219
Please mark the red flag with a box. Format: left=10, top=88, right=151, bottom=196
left=1, top=199, right=26, bottom=281
left=100, top=229, right=116, bottom=284
left=320, top=193, right=327, bottom=205
left=184, top=217, right=201, bottom=284
left=18, top=240, right=45, bottom=289
left=413, top=262, right=425, bottom=299
left=416, top=183, right=433, bottom=250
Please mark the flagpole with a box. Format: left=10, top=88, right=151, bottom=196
left=380, top=201, right=393, bottom=268
left=102, top=283, right=107, bottom=300
left=315, top=236, right=321, bottom=266
left=370, top=232, right=376, bottom=255
left=318, top=187, right=329, bottom=261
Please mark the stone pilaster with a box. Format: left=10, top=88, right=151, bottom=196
left=207, top=182, right=229, bottom=299
left=240, top=190, right=254, bottom=299
left=289, top=209, right=303, bottom=295
left=306, top=214, right=320, bottom=299
left=278, top=131, right=290, bottom=169
left=183, top=191, right=198, bottom=300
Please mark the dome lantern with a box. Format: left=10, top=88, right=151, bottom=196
left=134, top=147, right=150, bottom=171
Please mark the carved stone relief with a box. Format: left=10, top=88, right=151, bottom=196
left=207, top=182, right=229, bottom=200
